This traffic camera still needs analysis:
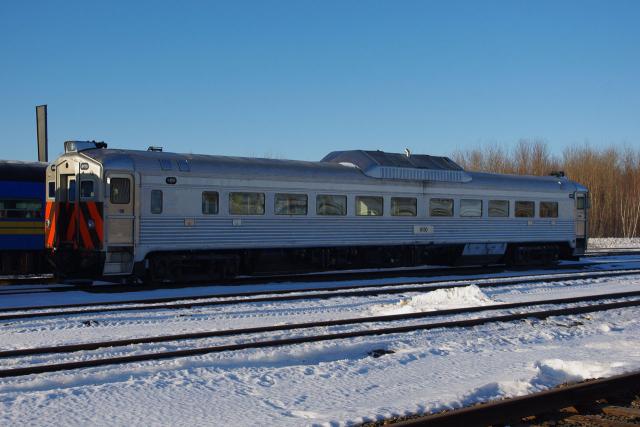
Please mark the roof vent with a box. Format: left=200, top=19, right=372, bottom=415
left=322, top=150, right=472, bottom=183
left=64, top=140, right=107, bottom=153
left=148, top=146, right=163, bottom=152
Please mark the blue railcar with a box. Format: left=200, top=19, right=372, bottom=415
left=0, top=161, right=48, bottom=274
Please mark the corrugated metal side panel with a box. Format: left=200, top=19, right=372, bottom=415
left=139, top=217, right=574, bottom=249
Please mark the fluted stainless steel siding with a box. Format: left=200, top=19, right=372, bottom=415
left=138, top=216, right=573, bottom=254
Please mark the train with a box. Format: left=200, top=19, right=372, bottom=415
left=0, top=160, right=48, bottom=275
left=42, top=140, right=589, bottom=283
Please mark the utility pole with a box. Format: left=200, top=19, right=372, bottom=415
left=36, top=104, right=48, bottom=162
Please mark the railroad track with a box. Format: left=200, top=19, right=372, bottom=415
left=2, top=289, right=640, bottom=379
left=0, top=251, right=635, bottom=290
left=2, top=267, right=640, bottom=322
left=382, top=370, right=640, bottom=426
left=1, top=252, right=639, bottom=296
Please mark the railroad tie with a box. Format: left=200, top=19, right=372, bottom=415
left=564, top=414, right=639, bottom=427
left=601, top=405, right=640, bottom=419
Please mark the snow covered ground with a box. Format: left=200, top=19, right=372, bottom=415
left=589, top=237, right=640, bottom=249
left=2, top=259, right=640, bottom=425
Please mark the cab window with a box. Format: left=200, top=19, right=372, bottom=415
left=110, top=178, right=130, bottom=204
left=80, top=181, right=95, bottom=199
left=48, top=182, right=55, bottom=199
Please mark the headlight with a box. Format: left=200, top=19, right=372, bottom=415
left=87, top=219, right=95, bottom=229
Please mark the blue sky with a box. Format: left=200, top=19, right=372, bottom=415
left=1, top=1, right=639, bottom=161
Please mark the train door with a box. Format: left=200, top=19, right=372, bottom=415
left=58, top=173, right=77, bottom=246
left=104, top=173, right=135, bottom=274
left=575, top=192, right=588, bottom=254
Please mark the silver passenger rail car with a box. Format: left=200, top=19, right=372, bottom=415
left=46, top=141, right=589, bottom=283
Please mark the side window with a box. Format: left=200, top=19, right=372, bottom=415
left=488, top=200, right=509, bottom=217
left=110, top=178, right=130, bottom=204
left=356, top=196, right=383, bottom=216
left=229, top=192, right=265, bottom=215
left=202, top=191, right=219, bottom=215
left=515, top=201, right=535, bottom=218
left=48, top=182, right=55, bottom=199
left=80, top=181, right=95, bottom=199
left=316, top=195, right=347, bottom=216
left=460, top=199, right=482, bottom=217
left=0, top=199, right=42, bottom=219
left=540, top=201, right=558, bottom=218
left=430, top=198, right=453, bottom=217
left=151, top=190, right=163, bottom=214
left=275, top=193, right=308, bottom=215
left=391, top=197, right=417, bottom=216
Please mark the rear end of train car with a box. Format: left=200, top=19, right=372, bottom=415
left=46, top=141, right=135, bottom=280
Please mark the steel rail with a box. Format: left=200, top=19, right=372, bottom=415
left=390, top=370, right=640, bottom=426
left=1, top=291, right=640, bottom=379
left=2, top=267, right=640, bottom=323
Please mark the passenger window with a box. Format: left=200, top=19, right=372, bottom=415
left=0, top=199, right=42, bottom=219
left=460, top=199, right=482, bottom=217
left=275, top=193, right=308, bottom=215
left=68, top=179, right=76, bottom=201
left=202, top=191, right=219, bottom=215
left=430, top=198, right=453, bottom=217
left=391, top=197, right=417, bottom=216
left=151, top=190, right=163, bottom=214
left=316, top=195, right=347, bottom=216
left=356, top=196, right=383, bottom=216
left=48, top=182, right=55, bottom=199
left=488, top=200, right=509, bottom=217
left=540, top=201, right=558, bottom=218
left=229, top=192, right=265, bottom=215
left=515, top=201, right=535, bottom=218
left=80, top=181, right=95, bottom=199
left=110, top=178, right=130, bottom=204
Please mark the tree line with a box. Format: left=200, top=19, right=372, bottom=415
left=451, top=140, right=640, bottom=238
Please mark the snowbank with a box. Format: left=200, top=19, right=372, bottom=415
left=369, top=285, right=494, bottom=316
